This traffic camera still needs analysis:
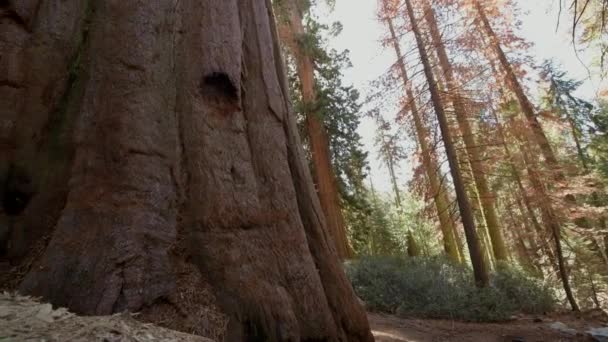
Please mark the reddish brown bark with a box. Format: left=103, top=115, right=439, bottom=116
left=0, top=1, right=372, bottom=340
left=277, top=0, right=353, bottom=260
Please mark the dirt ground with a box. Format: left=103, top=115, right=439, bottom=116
left=369, top=311, right=607, bottom=342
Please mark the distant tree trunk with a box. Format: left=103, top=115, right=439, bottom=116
left=470, top=185, right=496, bottom=270
left=514, top=195, right=545, bottom=267
left=0, top=1, right=372, bottom=340
left=378, top=127, right=421, bottom=257
left=404, top=0, right=489, bottom=287
left=487, top=62, right=565, bottom=275
left=520, top=143, right=580, bottom=311
left=383, top=13, right=461, bottom=263
left=407, top=233, right=421, bottom=257
left=423, top=0, right=508, bottom=261
left=491, top=74, right=577, bottom=309
left=563, top=107, right=589, bottom=170
left=473, top=0, right=561, bottom=176
left=506, top=204, right=538, bottom=273
left=277, top=0, right=352, bottom=260
left=490, top=104, right=554, bottom=265
left=383, top=136, right=403, bottom=207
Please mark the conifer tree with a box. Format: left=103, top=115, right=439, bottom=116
left=379, top=0, right=461, bottom=262
left=275, top=0, right=353, bottom=259
left=472, top=0, right=562, bottom=175
left=404, top=0, right=489, bottom=286
left=423, top=0, right=508, bottom=261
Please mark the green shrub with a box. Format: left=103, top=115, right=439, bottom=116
left=492, top=262, right=555, bottom=314
left=346, top=256, right=555, bottom=322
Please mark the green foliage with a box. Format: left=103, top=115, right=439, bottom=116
left=540, top=60, right=594, bottom=166
left=541, top=61, right=594, bottom=121
left=492, top=262, right=556, bottom=314
left=564, top=233, right=608, bottom=309
left=346, top=256, right=555, bottom=322
left=344, top=191, right=403, bottom=257
left=589, top=100, right=608, bottom=179
left=344, top=188, right=440, bottom=258
left=318, top=50, right=367, bottom=201
left=282, top=5, right=372, bottom=237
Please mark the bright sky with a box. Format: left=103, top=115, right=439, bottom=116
left=320, top=0, right=606, bottom=193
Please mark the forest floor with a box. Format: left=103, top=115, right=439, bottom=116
left=369, top=311, right=608, bottom=342
left=0, top=293, right=212, bottom=341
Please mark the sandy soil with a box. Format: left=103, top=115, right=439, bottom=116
left=369, top=311, right=605, bottom=342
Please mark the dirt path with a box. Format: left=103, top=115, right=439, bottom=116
left=369, top=312, right=600, bottom=342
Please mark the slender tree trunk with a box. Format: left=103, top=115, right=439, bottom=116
left=383, top=137, right=403, bottom=207
left=379, top=129, right=421, bottom=256
left=492, top=73, right=576, bottom=308
left=473, top=0, right=561, bottom=175
left=563, top=105, right=608, bottom=251
left=404, top=0, right=489, bottom=287
left=563, top=107, right=589, bottom=170
left=589, top=273, right=602, bottom=309
left=490, top=104, right=555, bottom=264
left=0, top=1, right=372, bottom=340
left=277, top=1, right=352, bottom=259
left=452, top=216, right=466, bottom=262
left=423, top=0, right=508, bottom=261
left=506, top=204, right=538, bottom=273
left=384, top=13, right=461, bottom=263
left=514, top=196, right=544, bottom=266
left=520, top=144, right=580, bottom=311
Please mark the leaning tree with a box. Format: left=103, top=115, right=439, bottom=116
left=0, top=1, right=372, bottom=341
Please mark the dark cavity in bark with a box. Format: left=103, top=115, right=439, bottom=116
left=2, top=165, right=34, bottom=217
left=200, top=72, right=238, bottom=101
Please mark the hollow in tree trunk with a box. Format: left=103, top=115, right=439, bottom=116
left=0, top=1, right=372, bottom=340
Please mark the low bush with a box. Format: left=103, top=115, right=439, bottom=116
left=345, top=256, right=555, bottom=322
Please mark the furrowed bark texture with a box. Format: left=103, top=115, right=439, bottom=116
left=0, top=1, right=372, bottom=340
left=277, top=0, right=353, bottom=260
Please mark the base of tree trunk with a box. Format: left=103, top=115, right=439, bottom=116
left=0, top=1, right=372, bottom=341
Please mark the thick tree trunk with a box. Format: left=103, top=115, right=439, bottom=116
left=423, top=0, right=508, bottom=261
left=384, top=13, right=461, bottom=263
left=473, top=0, right=561, bottom=175
left=404, top=0, right=489, bottom=287
left=277, top=0, right=353, bottom=260
left=0, top=1, right=372, bottom=340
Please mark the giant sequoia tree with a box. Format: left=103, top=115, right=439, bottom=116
left=0, top=1, right=372, bottom=340
left=275, top=0, right=353, bottom=259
